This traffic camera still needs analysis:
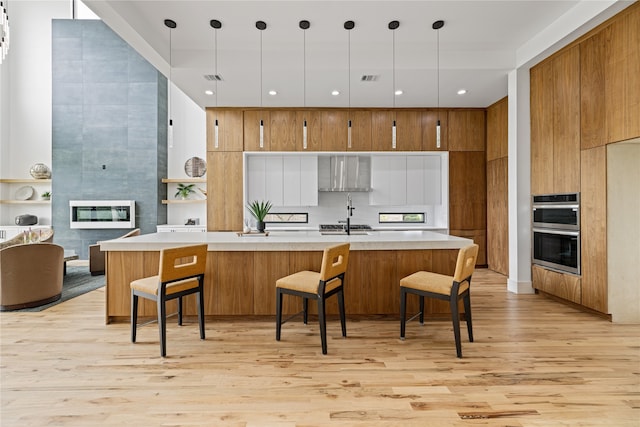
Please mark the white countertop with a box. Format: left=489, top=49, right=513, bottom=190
left=99, top=230, right=472, bottom=252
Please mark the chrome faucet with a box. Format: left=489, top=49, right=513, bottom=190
left=346, top=193, right=355, bottom=235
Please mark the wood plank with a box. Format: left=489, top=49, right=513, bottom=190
left=269, top=110, right=297, bottom=151
left=486, top=157, right=509, bottom=275
left=4, top=269, right=638, bottom=427
left=206, top=109, right=243, bottom=151
left=396, top=110, right=423, bottom=151
left=320, top=110, right=347, bottom=151
left=253, top=251, right=290, bottom=315
left=348, top=110, right=372, bottom=151
left=295, top=110, right=322, bottom=151
left=530, top=60, right=555, bottom=195
left=371, top=110, right=394, bottom=151
left=580, top=30, right=607, bottom=150
left=448, top=109, right=486, bottom=152
left=552, top=45, right=581, bottom=194
left=580, top=146, right=608, bottom=313
left=486, top=97, right=508, bottom=161
left=243, top=110, right=271, bottom=151
left=532, top=265, right=581, bottom=304
left=421, top=109, right=448, bottom=151
left=449, top=151, right=487, bottom=231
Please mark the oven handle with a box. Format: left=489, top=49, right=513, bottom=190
left=532, top=204, right=579, bottom=210
left=532, top=227, right=579, bottom=236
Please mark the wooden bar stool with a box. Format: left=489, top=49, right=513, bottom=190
left=130, top=244, right=208, bottom=357
left=275, top=243, right=350, bottom=354
left=400, top=244, right=479, bottom=358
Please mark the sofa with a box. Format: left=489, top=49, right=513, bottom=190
left=89, top=228, right=140, bottom=276
left=0, top=243, right=64, bottom=311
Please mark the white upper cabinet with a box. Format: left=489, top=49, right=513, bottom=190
left=246, top=154, right=318, bottom=207
left=370, top=155, right=407, bottom=205
left=283, top=155, right=318, bottom=206
left=371, top=154, right=442, bottom=206
left=407, top=155, right=442, bottom=205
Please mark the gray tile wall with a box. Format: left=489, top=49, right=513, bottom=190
left=52, top=20, right=167, bottom=259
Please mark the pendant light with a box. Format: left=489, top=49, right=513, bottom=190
left=433, top=20, right=444, bottom=149
left=389, top=20, right=399, bottom=149
left=300, top=20, right=310, bottom=149
left=344, top=20, right=354, bottom=149
left=256, top=20, right=267, bottom=148
left=210, top=19, right=222, bottom=149
left=164, top=19, right=176, bottom=149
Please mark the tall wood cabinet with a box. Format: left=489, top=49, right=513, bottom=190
left=530, top=3, right=640, bottom=317
left=530, top=45, right=581, bottom=196
left=447, top=109, right=487, bottom=266
left=486, top=97, right=509, bottom=275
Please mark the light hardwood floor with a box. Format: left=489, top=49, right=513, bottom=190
left=1, top=269, right=638, bottom=426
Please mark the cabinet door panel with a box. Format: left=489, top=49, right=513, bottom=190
left=282, top=156, right=301, bottom=206
left=265, top=157, right=284, bottom=206
left=371, top=111, right=394, bottom=151
left=270, top=110, right=297, bottom=151
left=244, top=110, right=271, bottom=151
left=296, top=110, right=322, bottom=151
left=396, top=110, right=423, bottom=151
left=348, top=110, right=372, bottom=151
left=246, top=156, right=267, bottom=203
left=406, top=156, right=424, bottom=205
left=422, top=110, right=448, bottom=151
left=530, top=61, right=555, bottom=195
left=553, top=46, right=581, bottom=194
left=370, top=155, right=406, bottom=205
left=299, top=156, right=318, bottom=206
left=448, top=110, right=485, bottom=152
left=207, top=152, right=242, bottom=231
left=580, top=31, right=607, bottom=149
left=206, top=109, right=243, bottom=151
left=449, top=152, right=486, bottom=230
left=321, top=110, right=347, bottom=151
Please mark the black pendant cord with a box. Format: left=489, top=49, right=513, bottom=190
left=392, top=29, right=396, bottom=110
left=436, top=27, right=440, bottom=123
left=260, top=30, right=263, bottom=107
left=303, top=28, right=306, bottom=108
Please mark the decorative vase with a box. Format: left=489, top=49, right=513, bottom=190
left=257, top=221, right=266, bottom=233
left=30, top=163, right=51, bottom=179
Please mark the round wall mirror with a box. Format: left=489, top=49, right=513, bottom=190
left=184, top=157, right=206, bottom=177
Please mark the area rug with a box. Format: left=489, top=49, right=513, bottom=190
left=15, top=265, right=105, bottom=312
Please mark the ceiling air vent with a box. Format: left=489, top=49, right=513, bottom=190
left=360, top=75, right=378, bottom=82
left=204, top=74, right=223, bottom=81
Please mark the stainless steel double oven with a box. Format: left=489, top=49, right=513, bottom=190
left=532, top=193, right=580, bottom=275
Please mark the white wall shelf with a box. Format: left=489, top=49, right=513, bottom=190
left=0, top=200, right=51, bottom=204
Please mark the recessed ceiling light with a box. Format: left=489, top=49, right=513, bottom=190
left=395, top=90, right=403, bottom=96
left=268, top=90, right=277, bottom=96
left=331, top=90, right=340, bottom=96
left=457, top=89, right=467, bottom=95
left=205, top=90, right=214, bottom=95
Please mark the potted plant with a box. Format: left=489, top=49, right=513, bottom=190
left=175, top=183, right=196, bottom=199
left=41, top=191, right=51, bottom=201
left=247, top=200, right=272, bottom=233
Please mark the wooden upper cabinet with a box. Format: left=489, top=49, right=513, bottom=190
left=530, top=59, right=555, bottom=195
left=422, top=110, right=448, bottom=151
left=347, top=110, right=372, bottom=151
left=296, top=110, right=322, bottom=151
left=606, top=8, right=640, bottom=143
left=371, top=111, right=394, bottom=151
left=486, top=98, right=508, bottom=161
left=552, top=45, right=581, bottom=194
left=371, top=110, right=422, bottom=151
left=449, top=151, right=486, bottom=231
left=448, top=109, right=486, bottom=152
left=581, top=4, right=640, bottom=147
left=206, top=109, right=243, bottom=152
left=270, top=110, right=297, bottom=151
left=207, top=151, right=243, bottom=231
left=396, top=110, right=423, bottom=151
left=580, top=30, right=607, bottom=150
left=243, top=110, right=271, bottom=151
left=321, top=110, right=348, bottom=151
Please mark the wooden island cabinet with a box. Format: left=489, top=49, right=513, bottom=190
left=102, top=231, right=471, bottom=323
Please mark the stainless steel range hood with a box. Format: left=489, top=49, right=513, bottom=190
left=318, top=155, right=371, bottom=192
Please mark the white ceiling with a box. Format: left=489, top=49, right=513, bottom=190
left=83, top=1, right=623, bottom=109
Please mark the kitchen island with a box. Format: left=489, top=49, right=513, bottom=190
left=101, top=230, right=472, bottom=323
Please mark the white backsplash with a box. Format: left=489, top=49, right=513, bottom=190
left=264, top=191, right=447, bottom=230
